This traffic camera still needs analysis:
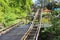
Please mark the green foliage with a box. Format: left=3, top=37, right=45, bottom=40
left=45, top=11, right=60, bottom=40
left=40, top=11, right=60, bottom=40
left=0, top=0, right=32, bottom=27
left=52, top=10, right=60, bottom=16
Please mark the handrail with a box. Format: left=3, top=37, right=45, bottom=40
left=21, top=9, right=40, bottom=40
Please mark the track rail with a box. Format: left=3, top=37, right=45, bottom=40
left=21, top=9, right=42, bottom=40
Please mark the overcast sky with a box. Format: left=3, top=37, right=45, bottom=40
left=32, top=0, right=37, bottom=3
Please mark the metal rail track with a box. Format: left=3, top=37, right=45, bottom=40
left=25, top=25, right=38, bottom=40
left=21, top=9, right=42, bottom=40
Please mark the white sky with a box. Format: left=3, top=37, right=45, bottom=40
left=54, top=0, right=60, bottom=2
left=32, top=0, right=37, bottom=3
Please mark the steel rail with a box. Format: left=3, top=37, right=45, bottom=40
left=21, top=9, right=41, bottom=40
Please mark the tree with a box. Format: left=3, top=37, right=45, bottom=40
left=0, top=0, right=33, bottom=27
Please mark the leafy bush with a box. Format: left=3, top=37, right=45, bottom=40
left=0, top=0, right=32, bottom=27
left=40, top=10, right=60, bottom=40
left=46, top=11, right=60, bottom=40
